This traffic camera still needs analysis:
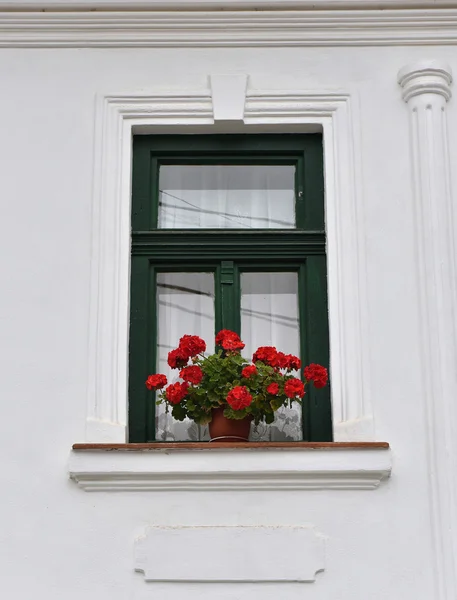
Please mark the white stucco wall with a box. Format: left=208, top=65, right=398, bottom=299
left=0, top=6, right=456, bottom=599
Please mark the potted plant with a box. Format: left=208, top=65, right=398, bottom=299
left=145, top=329, right=328, bottom=442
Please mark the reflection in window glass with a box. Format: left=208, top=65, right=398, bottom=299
left=158, top=165, right=295, bottom=229
left=156, top=272, right=215, bottom=441
left=241, top=272, right=302, bottom=441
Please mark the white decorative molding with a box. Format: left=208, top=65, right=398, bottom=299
left=399, top=60, right=453, bottom=102
left=398, top=60, right=457, bottom=600
left=2, top=9, right=457, bottom=48
left=85, top=91, right=213, bottom=444
left=86, top=85, right=373, bottom=443
left=134, top=526, right=325, bottom=582
left=3, top=1, right=457, bottom=10
left=69, top=447, right=392, bottom=491
left=210, top=74, right=248, bottom=122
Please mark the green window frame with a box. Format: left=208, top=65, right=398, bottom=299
left=128, top=134, right=332, bottom=442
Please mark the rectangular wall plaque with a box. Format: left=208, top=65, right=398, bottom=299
left=134, top=526, right=325, bottom=583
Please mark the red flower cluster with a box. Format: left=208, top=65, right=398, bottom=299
left=226, top=385, right=253, bottom=410
left=253, top=346, right=277, bottom=365
left=284, top=378, right=305, bottom=398
left=167, top=347, right=189, bottom=369
left=216, top=329, right=245, bottom=351
left=253, top=346, right=301, bottom=371
left=215, top=329, right=231, bottom=345
left=285, top=354, right=302, bottom=371
left=145, top=374, right=167, bottom=391
left=241, top=365, right=257, bottom=379
left=272, top=352, right=286, bottom=369
left=304, top=363, right=328, bottom=389
left=146, top=330, right=328, bottom=427
left=266, top=382, right=279, bottom=395
left=168, top=334, right=206, bottom=369
left=165, top=381, right=189, bottom=405
left=179, top=365, right=203, bottom=385
left=179, top=334, right=206, bottom=357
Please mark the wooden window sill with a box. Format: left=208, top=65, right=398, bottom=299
left=72, top=441, right=388, bottom=451
left=69, top=441, right=391, bottom=492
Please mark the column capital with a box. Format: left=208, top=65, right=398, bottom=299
left=398, top=60, right=452, bottom=103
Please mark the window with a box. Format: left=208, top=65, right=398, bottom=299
left=128, top=135, right=331, bottom=442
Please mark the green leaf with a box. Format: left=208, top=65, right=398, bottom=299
left=265, top=412, right=275, bottom=424
left=270, top=398, right=284, bottom=411
left=194, top=412, right=212, bottom=425
left=223, top=407, right=248, bottom=420
left=171, top=404, right=187, bottom=421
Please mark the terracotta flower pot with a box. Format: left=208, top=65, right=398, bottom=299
left=208, top=407, right=251, bottom=442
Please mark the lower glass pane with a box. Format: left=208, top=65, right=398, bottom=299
left=156, top=272, right=214, bottom=441
left=241, top=272, right=303, bottom=441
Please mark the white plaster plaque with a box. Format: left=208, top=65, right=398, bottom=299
left=134, top=526, right=325, bottom=583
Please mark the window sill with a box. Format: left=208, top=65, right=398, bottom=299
left=69, top=442, right=391, bottom=492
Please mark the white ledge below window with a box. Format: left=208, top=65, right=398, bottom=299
left=69, top=442, right=391, bottom=492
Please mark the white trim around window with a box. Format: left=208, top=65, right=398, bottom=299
left=84, top=81, right=374, bottom=444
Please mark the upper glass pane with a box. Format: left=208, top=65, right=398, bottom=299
left=158, top=165, right=296, bottom=229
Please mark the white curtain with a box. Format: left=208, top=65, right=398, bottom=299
left=158, top=165, right=295, bottom=229
left=155, top=165, right=302, bottom=441
left=156, top=272, right=214, bottom=441
left=241, top=272, right=302, bottom=441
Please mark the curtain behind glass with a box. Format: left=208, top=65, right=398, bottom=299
left=158, top=165, right=295, bottom=229
left=156, top=273, right=214, bottom=441
left=241, top=272, right=302, bottom=441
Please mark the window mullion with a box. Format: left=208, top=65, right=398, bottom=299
left=218, top=261, right=240, bottom=334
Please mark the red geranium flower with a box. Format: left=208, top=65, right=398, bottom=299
left=165, top=381, right=189, bottom=405
left=304, top=364, right=328, bottom=389
left=215, top=329, right=234, bottom=345
left=179, top=365, right=203, bottom=385
left=222, top=333, right=245, bottom=351
left=266, top=382, right=279, bottom=395
left=168, top=347, right=190, bottom=369
left=179, top=334, right=206, bottom=357
left=145, top=374, right=167, bottom=390
left=226, top=385, right=253, bottom=410
left=216, top=329, right=245, bottom=351
left=285, top=354, right=301, bottom=371
left=271, top=351, right=288, bottom=370
left=252, top=346, right=277, bottom=366
left=241, top=365, right=257, bottom=378
left=284, top=378, right=305, bottom=398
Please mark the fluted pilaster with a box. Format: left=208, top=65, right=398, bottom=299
left=398, top=60, right=456, bottom=600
